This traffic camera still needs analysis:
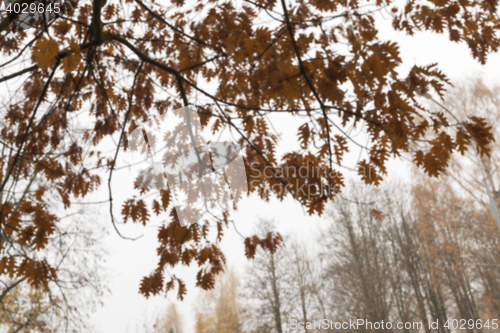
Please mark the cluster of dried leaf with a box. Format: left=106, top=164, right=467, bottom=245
left=0, top=0, right=498, bottom=305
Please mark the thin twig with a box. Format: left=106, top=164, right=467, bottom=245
left=107, top=61, right=144, bottom=241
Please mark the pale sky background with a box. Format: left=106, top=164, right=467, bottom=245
left=83, top=6, right=500, bottom=333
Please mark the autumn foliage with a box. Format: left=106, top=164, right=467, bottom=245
left=0, top=0, right=498, bottom=301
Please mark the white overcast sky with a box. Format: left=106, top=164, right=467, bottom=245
left=88, top=8, right=500, bottom=333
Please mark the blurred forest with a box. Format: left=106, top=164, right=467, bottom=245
left=151, top=178, right=500, bottom=333
left=150, top=78, right=500, bottom=333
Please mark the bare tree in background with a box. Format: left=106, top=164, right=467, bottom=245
left=426, top=77, right=500, bottom=320
left=286, top=238, right=320, bottom=331
left=438, top=77, right=500, bottom=203
left=242, top=219, right=292, bottom=333
left=320, top=184, right=394, bottom=333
